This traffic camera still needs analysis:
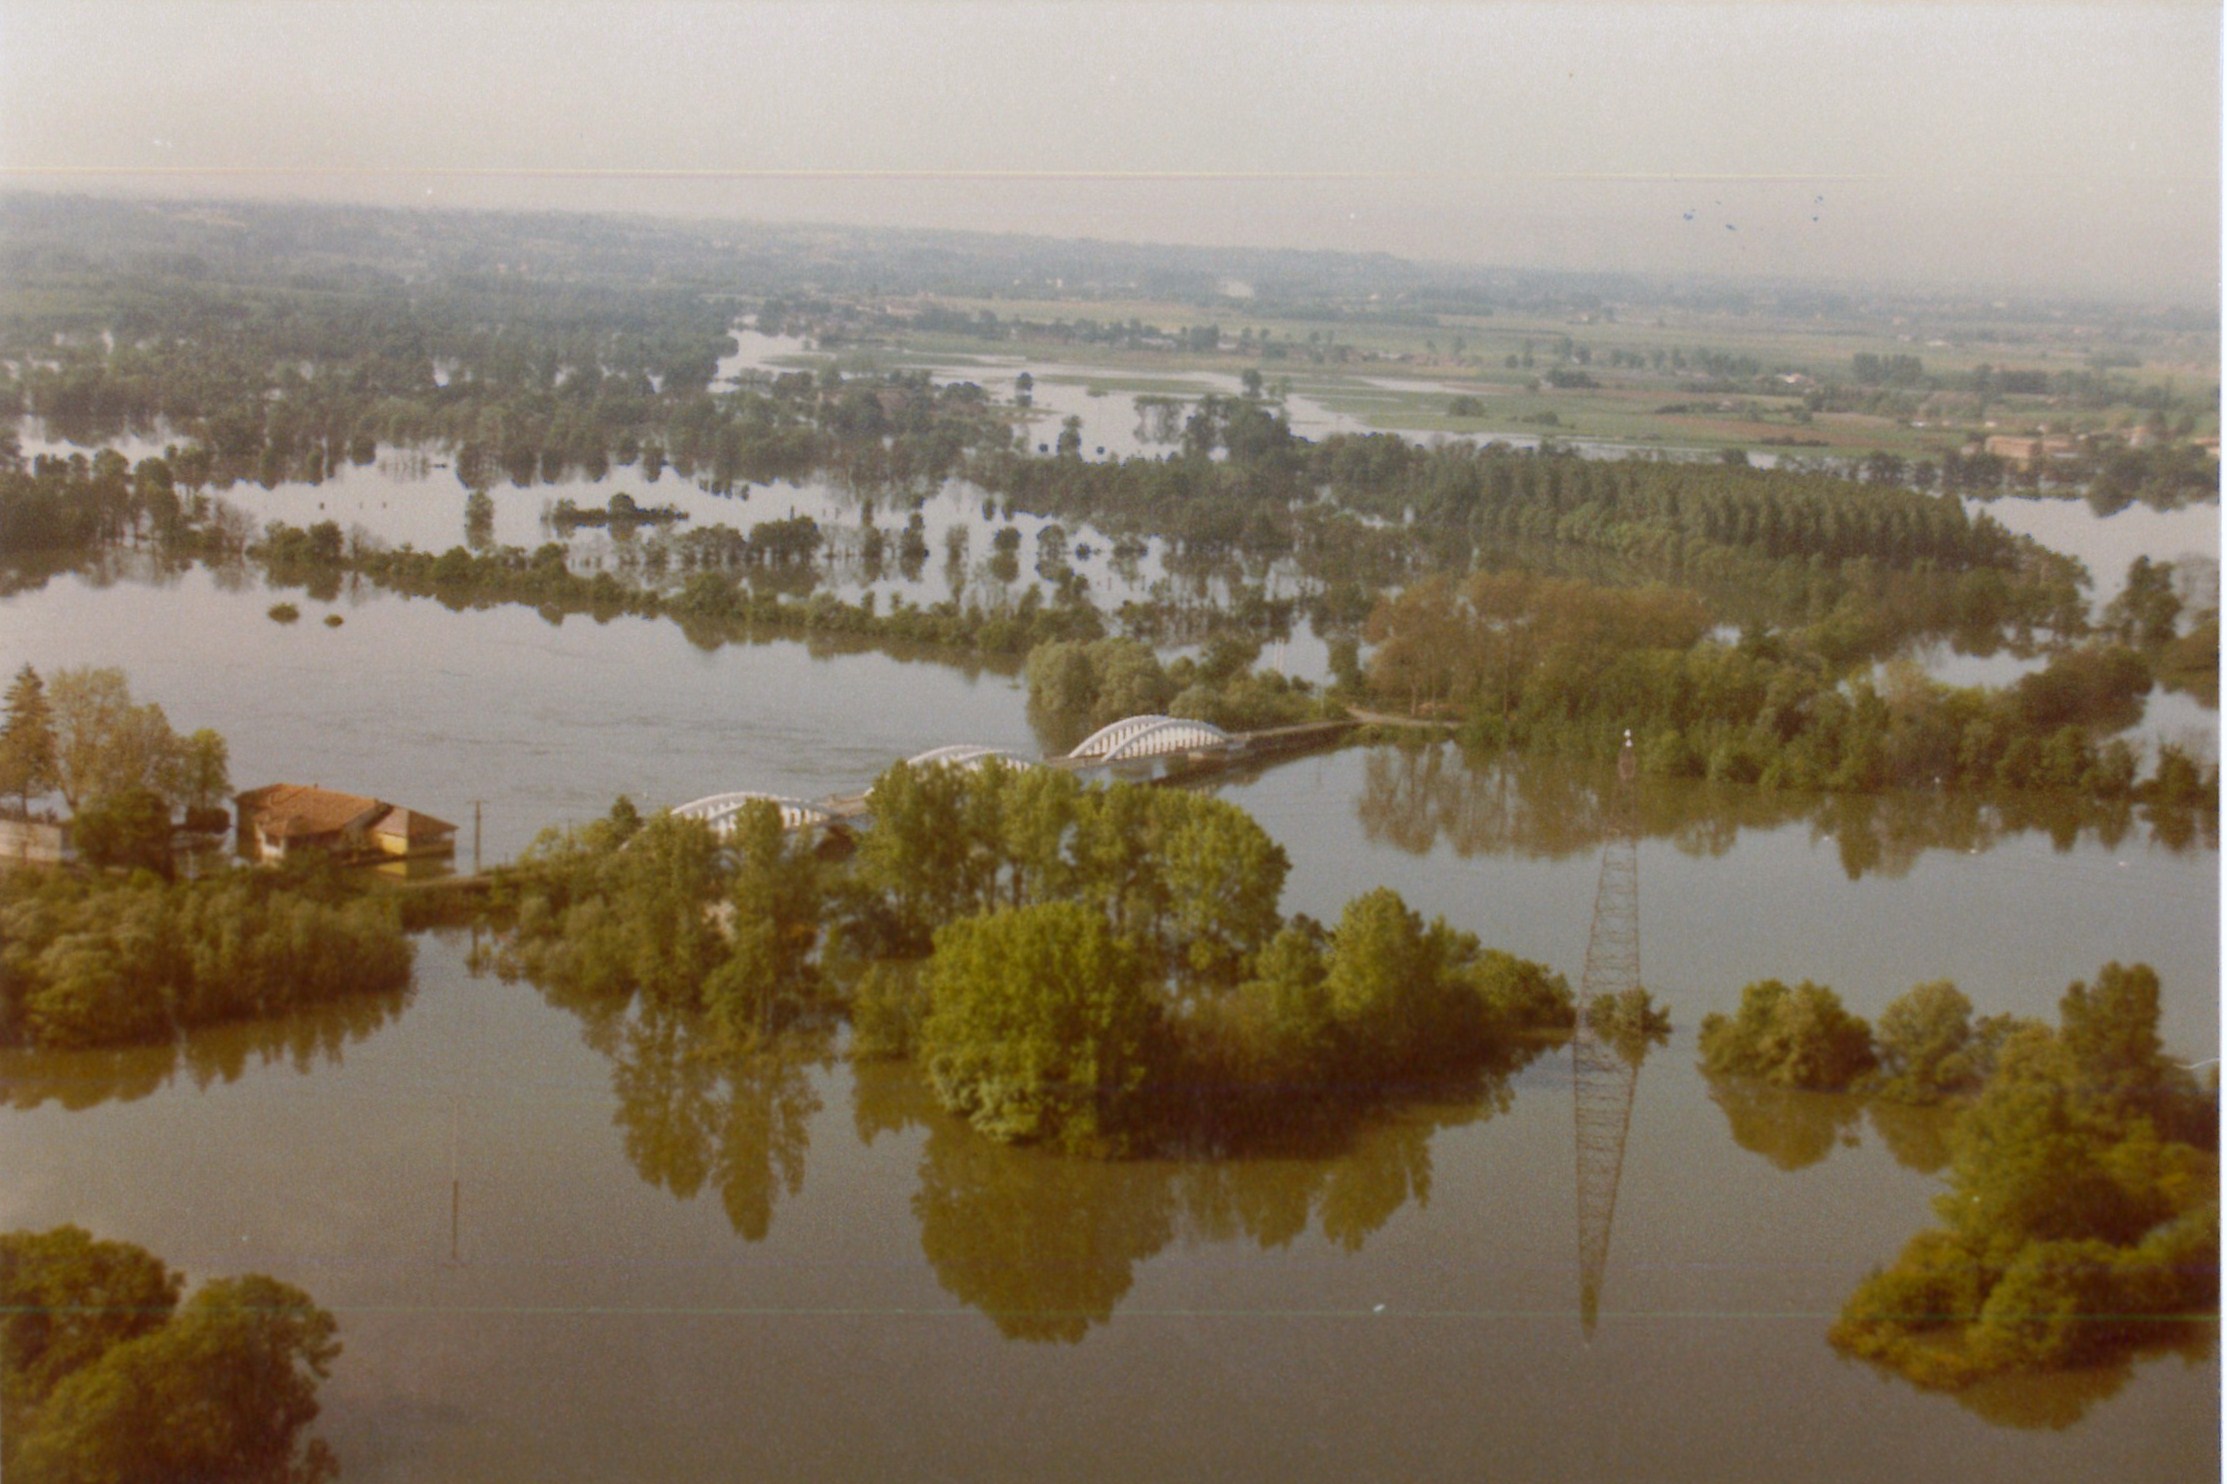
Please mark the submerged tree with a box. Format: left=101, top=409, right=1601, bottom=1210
left=1698, top=979, right=1878, bottom=1091
left=921, top=901, right=1158, bottom=1154
left=1831, top=963, right=2217, bottom=1391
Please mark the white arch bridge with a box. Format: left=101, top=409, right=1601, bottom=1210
left=902, top=744, right=1035, bottom=773
left=671, top=791, right=837, bottom=836
left=667, top=714, right=1347, bottom=833
left=1067, top=715, right=1234, bottom=763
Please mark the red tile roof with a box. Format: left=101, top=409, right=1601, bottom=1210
left=237, top=784, right=385, bottom=838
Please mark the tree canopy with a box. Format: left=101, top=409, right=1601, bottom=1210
left=1698, top=979, right=1878, bottom=1091
left=1830, top=963, right=2216, bottom=1390
left=1, top=1226, right=339, bottom=1484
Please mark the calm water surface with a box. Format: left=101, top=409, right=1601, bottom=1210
left=2, top=932, right=2214, bottom=1481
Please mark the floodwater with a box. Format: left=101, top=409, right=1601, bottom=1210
left=15, top=413, right=1323, bottom=674
left=20, top=404, right=2217, bottom=697
left=1966, top=495, right=2219, bottom=605
left=0, top=555, right=2217, bottom=1480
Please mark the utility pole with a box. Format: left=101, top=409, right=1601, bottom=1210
left=471, top=800, right=482, bottom=876
left=449, top=1094, right=461, bottom=1266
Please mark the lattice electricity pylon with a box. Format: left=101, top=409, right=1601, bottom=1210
left=1573, top=731, right=1641, bottom=1338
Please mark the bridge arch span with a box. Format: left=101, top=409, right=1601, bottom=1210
left=671, top=791, right=835, bottom=835
left=1071, top=714, right=1234, bottom=762
left=904, top=745, right=1033, bottom=773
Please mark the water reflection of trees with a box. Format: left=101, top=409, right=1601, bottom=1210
left=0, top=985, right=412, bottom=1111
left=530, top=973, right=833, bottom=1243
left=1702, top=1076, right=1868, bottom=1172
left=1945, top=1327, right=2216, bottom=1431
left=1356, top=743, right=2216, bottom=880
left=1702, top=1074, right=1956, bottom=1177
left=863, top=1048, right=1546, bottom=1342
left=0, top=543, right=200, bottom=600
left=593, top=1000, right=830, bottom=1242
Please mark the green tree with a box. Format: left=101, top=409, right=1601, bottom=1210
left=1235, top=918, right=1337, bottom=1078
left=702, top=799, right=824, bottom=1046
left=1698, top=979, right=1877, bottom=1090
left=508, top=810, right=728, bottom=1005
left=1873, top=980, right=1982, bottom=1102
left=921, top=901, right=1158, bottom=1152
left=1, top=1226, right=181, bottom=1447
left=178, top=729, right=232, bottom=827
left=2, top=1228, right=339, bottom=1484
left=14, top=1274, right=340, bottom=1484
left=0, top=665, right=58, bottom=813
left=68, top=785, right=175, bottom=876
left=2102, top=556, right=2182, bottom=649
left=853, top=760, right=989, bottom=953
left=1158, top=791, right=1289, bottom=990
left=2057, top=962, right=2171, bottom=1123
left=1320, top=887, right=1488, bottom=1077
left=1833, top=967, right=2218, bottom=1393
left=46, top=668, right=188, bottom=814
left=994, top=765, right=1084, bottom=909
left=1322, top=887, right=1438, bottom=1071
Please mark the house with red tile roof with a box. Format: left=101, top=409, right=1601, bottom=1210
left=235, top=784, right=457, bottom=864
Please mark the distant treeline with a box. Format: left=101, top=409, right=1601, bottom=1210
left=1360, top=569, right=2214, bottom=803
left=5, top=445, right=2210, bottom=811
left=0, top=252, right=2113, bottom=668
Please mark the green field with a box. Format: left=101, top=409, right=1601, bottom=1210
left=856, top=291, right=2218, bottom=461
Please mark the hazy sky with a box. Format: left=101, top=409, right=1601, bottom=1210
left=2, top=2, right=2218, bottom=300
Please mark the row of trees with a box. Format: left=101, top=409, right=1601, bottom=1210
left=1360, top=569, right=2213, bottom=802
left=1022, top=635, right=1331, bottom=747
left=250, top=518, right=1113, bottom=660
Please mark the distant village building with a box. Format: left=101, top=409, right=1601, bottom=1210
left=234, top=784, right=457, bottom=864
left=0, top=817, right=70, bottom=866
left=1982, top=434, right=2045, bottom=470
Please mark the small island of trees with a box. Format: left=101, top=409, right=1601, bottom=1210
left=1695, top=965, right=2216, bottom=1391
left=496, top=762, right=1576, bottom=1156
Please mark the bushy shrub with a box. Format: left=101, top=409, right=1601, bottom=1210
left=1698, top=979, right=1877, bottom=1090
